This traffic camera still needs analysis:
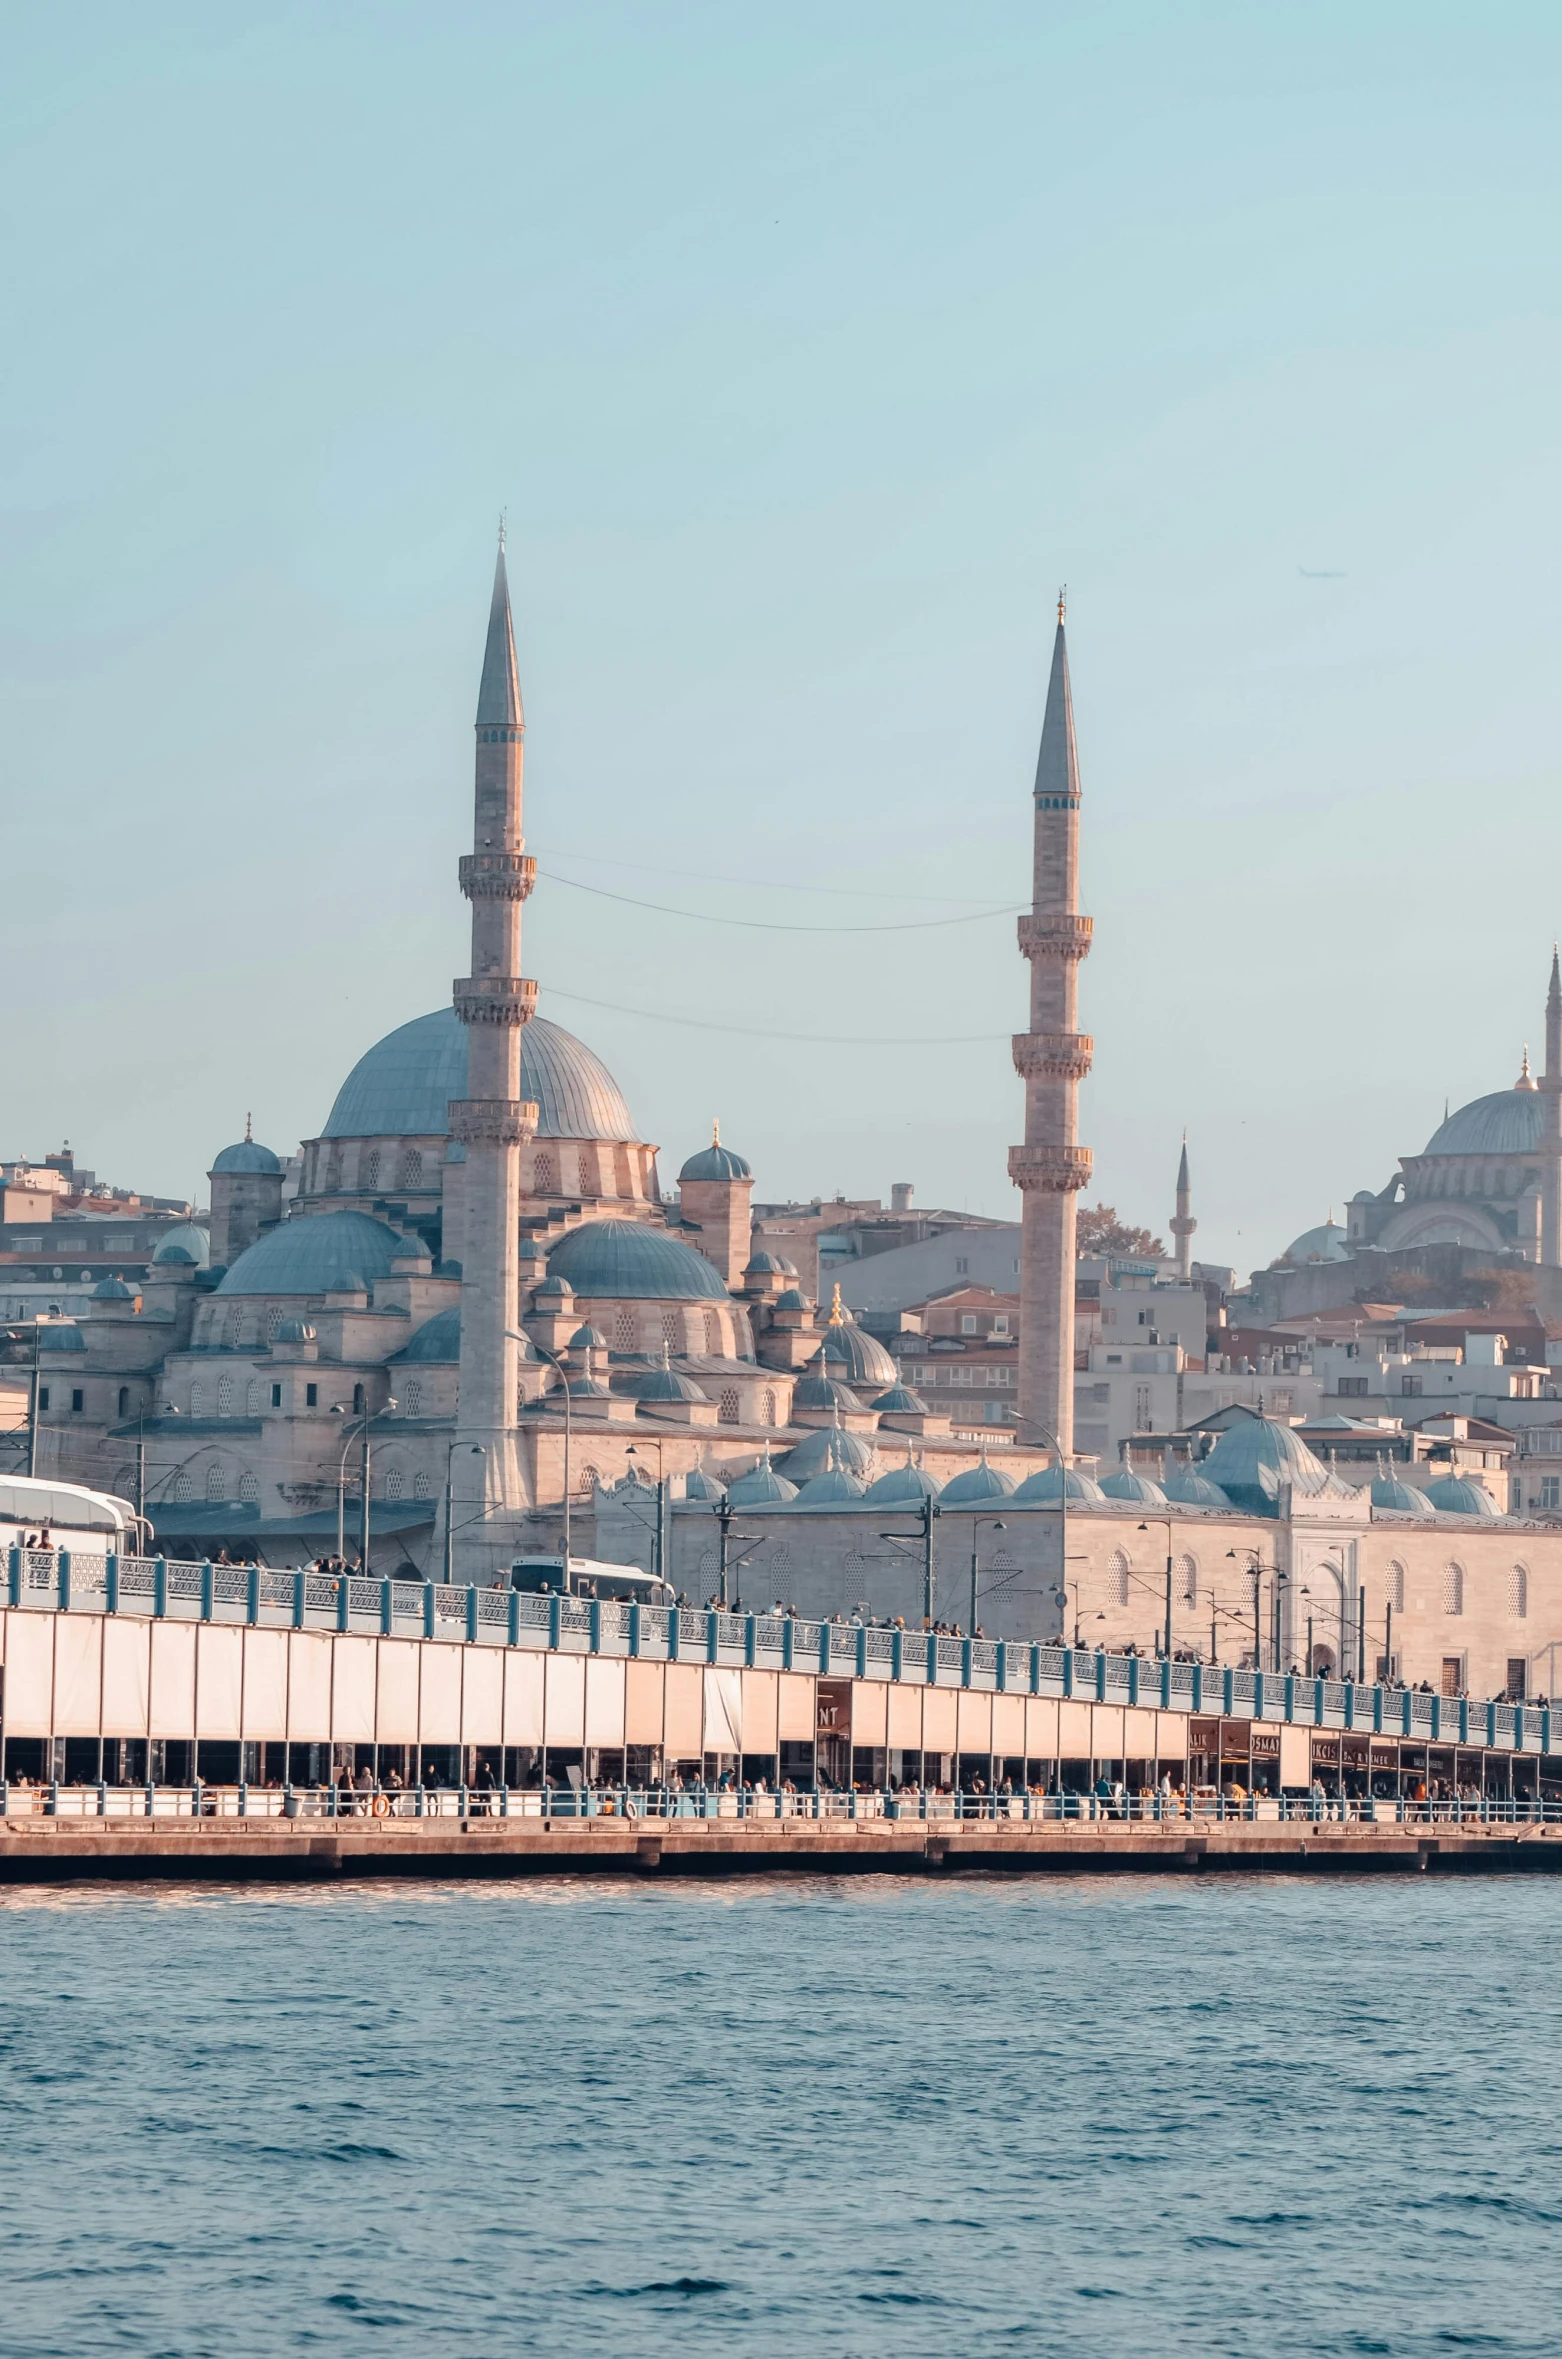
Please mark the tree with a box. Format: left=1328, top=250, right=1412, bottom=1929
left=1076, top=1203, right=1166, bottom=1259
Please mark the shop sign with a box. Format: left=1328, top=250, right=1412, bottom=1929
left=1311, top=1736, right=1340, bottom=1766
left=1250, top=1730, right=1280, bottom=1760
left=816, top=1679, right=851, bottom=1738
left=1189, top=1719, right=1220, bottom=1755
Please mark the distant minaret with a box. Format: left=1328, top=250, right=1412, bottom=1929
left=448, top=530, right=540, bottom=1570
left=1170, top=1134, right=1196, bottom=1282
left=1542, top=947, right=1562, bottom=1265
left=1010, top=592, right=1092, bottom=1457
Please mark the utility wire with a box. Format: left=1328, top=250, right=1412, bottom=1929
left=535, top=846, right=1011, bottom=908
left=537, top=872, right=1019, bottom=934
left=538, top=986, right=1012, bottom=1047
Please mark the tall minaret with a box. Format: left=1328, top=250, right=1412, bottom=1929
left=1009, top=592, right=1092, bottom=1457
left=448, top=530, right=540, bottom=1570
left=1542, top=946, right=1562, bottom=1265
left=1170, top=1134, right=1196, bottom=1282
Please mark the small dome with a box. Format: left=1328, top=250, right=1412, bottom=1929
left=570, top=1324, right=606, bottom=1350
left=546, top=1219, right=729, bottom=1303
left=274, top=1317, right=317, bottom=1345
left=792, top=1463, right=867, bottom=1509
left=775, top=1287, right=807, bottom=1310
left=216, top=1209, right=410, bottom=1298
left=38, top=1322, right=86, bottom=1353
left=818, top=1288, right=897, bottom=1388
left=681, top=1124, right=752, bottom=1184
left=1280, top=1218, right=1351, bottom=1267
left=1165, top=1467, right=1231, bottom=1509
left=634, top=1365, right=709, bottom=1404
left=793, top=1367, right=860, bottom=1413
left=152, top=1222, right=211, bottom=1268
left=940, top=1455, right=1017, bottom=1505
left=91, top=1276, right=136, bottom=1302
left=1423, top=1089, right=1544, bottom=1157
left=1011, top=1463, right=1105, bottom=1506
left=744, top=1251, right=789, bottom=1276
left=532, top=1274, right=574, bottom=1300
left=682, top=1464, right=727, bottom=1501
left=781, top=1426, right=876, bottom=1481
left=865, top=1456, right=942, bottom=1508
left=392, top=1307, right=460, bottom=1363
left=566, top=1373, right=612, bottom=1399
left=211, top=1139, right=283, bottom=1176
left=1424, top=1472, right=1500, bottom=1517
left=1100, top=1464, right=1168, bottom=1505
left=1370, top=1469, right=1434, bottom=1517
left=871, top=1383, right=929, bottom=1414
left=1201, top=1415, right=1332, bottom=1515
left=776, top=1257, right=798, bottom=1278
left=727, top=1450, right=799, bottom=1506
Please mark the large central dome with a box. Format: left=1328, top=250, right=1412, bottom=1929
left=321, top=1009, right=638, bottom=1143
left=1422, top=1088, right=1544, bottom=1157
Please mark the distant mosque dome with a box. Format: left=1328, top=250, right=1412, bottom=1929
left=38, top=1322, right=86, bottom=1353
left=1279, top=1217, right=1351, bottom=1267
left=680, top=1123, right=752, bottom=1184
left=871, top=1383, right=928, bottom=1414
left=1164, top=1466, right=1231, bottom=1509
left=682, top=1463, right=727, bottom=1501
left=320, top=1008, right=638, bottom=1144
left=211, top=1138, right=283, bottom=1176
left=1370, top=1468, right=1434, bottom=1517
left=792, top=1367, right=860, bottom=1414
left=1011, top=1463, right=1105, bottom=1506
left=727, top=1452, right=799, bottom=1507
left=633, top=1364, right=709, bottom=1404
left=1422, top=1088, right=1546, bottom=1157
left=152, top=1223, right=210, bottom=1268
left=939, top=1456, right=1017, bottom=1505
left=546, top=1219, right=728, bottom=1302
left=1200, top=1414, right=1333, bottom=1516
left=781, top=1426, right=876, bottom=1481
left=91, top=1275, right=136, bottom=1302
left=1423, top=1472, right=1501, bottom=1517
left=819, top=1321, right=897, bottom=1391
left=792, top=1460, right=867, bottom=1509
left=392, top=1307, right=461, bottom=1363
left=744, top=1252, right=790, bottom=1278
left=774, top=1287, right=807, bottom=1310
left=865, top=1456, right=942, bottom=1508
left=1100, top=1463, right=1167, bottom=1506
left=215, top=1210, right=411, bottom=1297
left=274, top=1317, right=317, bottom=1345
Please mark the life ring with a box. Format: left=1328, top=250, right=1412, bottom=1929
left=624, top=1799, right=639, bottom=1820
left=371, top=1792, right=391, bottom=1818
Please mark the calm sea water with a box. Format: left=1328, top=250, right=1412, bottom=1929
left=1, top=1874, right=1559, bottom=2358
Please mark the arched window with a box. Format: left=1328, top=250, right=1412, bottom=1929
left=579, top=1463, right=601, bottom=1497
left=1179, top=1552, right=1198, bottom=1603
left=1509, top=1564, right=1529, bottom=1619
left=363, top=1149, right=381, bottom=1189
left=1111, top=1548, right=1131, bottom=1607
left=386, top=1468, right=405, bottom=1500
left=217, top=1376, right=234, bottom=1416
left=173, top=1471, right=193, bottom=1503
left=246, top=1380, right=260, bottom=1415
left=398, top=1148, right=423, bottom=1188
left=206, top=1464, right=227, bottom=1502
left=117, top=1386, right=129, bottom=1417
left=577, top=1153, right=593, bottom=1197
left=662, top=1311, right=680, bottom=1350
left=352, top=1382, right=365, bottom=1414
left=534, top=1151, right=557, bottom=1195
left=1443, top=1563, right=1464, bottom=1616
left=770, top=1543, right=791, bottom=1581
left=239, top=1472, right=259, bottom=1505
left=190, top=1381, right=204, bottom=1416
left=762, top=1388, right=777, bottom=1428
left=1385, top=1562, right=1406, bottom=1613
left=703, top=1312, right=720, bottom=1354
left=413, top=1471, right=431, bottom=1500
left=615, top=1308, right=636, bottom=1353
left=267, top=1305, right=284, bottom=1341
left=719, top=1388, right=740, bottom=1425
left=404, top=1379, right=422, bottom=1417
left=224, top=1308, right=242, bottom=1347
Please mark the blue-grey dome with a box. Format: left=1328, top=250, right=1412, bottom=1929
left=1370, top=1469, right=1434, bottom=1516
left=775, top=1287, right=807, bottom=1311
left=1200, top=1415, right=1331, bottom=1517
left=1424, top=1472, right=1500, bottom=1517
left=570, top=1324, right=606, bottom=1350
left=781, top=1426, right=876, bottom=1481
left=1165, top=1467, right=1231, bottom=1508
left=820, top=1322, right=897, bottom=1389
left=744, top=1251, right=788, bottom=1276
left=871, top=1383, right=929, bottom=1414
left=1011, top=1464, right=1105, bottom=1506
left=320, top=1009, right=638, bottom=1143
left=865, top=1458, right=942, bottom=1508
left=1100, top=1464, right=1168, bottom=1505
left=681, top=1138, right=752, bottom=1183
left=1423, top=1088, right=1545, bottom=1157
left=215, top=1210, right=411, bottom=1298
left=547, top=1219, right=728, bottom=1302
left=791, top=1463, right=867, bottom=1509
left=727, top=1454, right=799, bottom=1506
left=940, top=1457, right=1017, bottom=1505
left=91, top=1276, right=136, bottom=1302
left=1279, top=1219, right=1351, bottom=1267
left=634, top=1365, right=709, bottom=1404
left=38, top=1322, right=86, bottom=1353
left=793, top=1368, right=860, bottom=1413
left=682, top=1464, right=727, bottom=1501
left=532, top=1274, right=574, bottom=1300
left=152, top=1222, right=210, bottom=1269
left=211, top=1139, right=283, bottom=1176
left=392, top=1307, right=460, bottom=1363
left=274, top=1317, right=317, bottom=1345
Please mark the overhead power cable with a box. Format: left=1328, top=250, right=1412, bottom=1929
left=537, top=871, right=1019, bottom=933
left=538, top=985, right=1013, bottom=1048
left=535, top=846, right=1010, bottom=908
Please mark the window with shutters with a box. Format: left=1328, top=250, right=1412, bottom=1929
left=615, top=1308, right=636, bottom=1353
left=579, top=1463, right=601, bottom=1497
left=413, top=1471, right=431, bottom=1500
left=239, top=1472, right=259, bottom=1504
left=267, top=1305, right=283, bottom=1341
left=1509, top=1564, right=1529, bottom=1619
left=246, top=1380, right=260, bottom=1415
left=217, top=1376, right=234, bottom=1416
left=190, top=1381, right=204, bottom=1416
left=206, top=1465, right=227, bottom=1502
left=1111, top=1549, right=1130, bottom=1607
left=762, top=1388, right=776, bottom=1427
left=404, top=1380, right=422, bottom=1416
left=386, top=1468, right=405, bottom=1499
left=1442, top=1564, right=1464, bottom=1616
left=534, top=1151, right=557, bottom=1194
left=1134, top=1385, right=1152, bottom=1429
left=719, top=1388, right=740, bottom=1424
left=363, top=1149, right=381, bottom=1188
left=398, top=1148, right=423, bottom=1187
left=704, top=1312, right=720, bottom=1353
left=662, top=1311, right=680, bottom=1350
left=224, top=1308, right=242, bottom=1347
left=1384, top=1562, right=1405, bottom=1613
left=1179, top=1553, right=1198, bottom=1603
left=174, top=1471, right=193, bottom=1502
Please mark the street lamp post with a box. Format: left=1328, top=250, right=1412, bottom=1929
left=877, top=1493, right=941, bottom=1627
left=969, top=1518, right=1007, bottom=1636
left=714, top=1494, right=763, bottom=1609
left=624, top=1438, right=667, bottom=1585
left=334, top=1399, right=398, bottom=1566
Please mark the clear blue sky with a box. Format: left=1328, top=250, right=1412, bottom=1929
left=6, top=3, right=1561, bottom=1273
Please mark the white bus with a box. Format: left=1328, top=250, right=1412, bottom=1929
left=509, top=1555, right=675, bottom=1605
left=0, top=1475, right=144, bottom=1556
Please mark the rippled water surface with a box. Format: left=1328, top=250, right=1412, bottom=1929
left=1, top=1874, right=1560, bottom=2356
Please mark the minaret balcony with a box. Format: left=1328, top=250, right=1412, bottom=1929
left=453, top=976, right=538, bottom=1026
left=1012, top=1031, right=1093, bottom=1081
left=459, top=852, right=536, bottom=902
left=1017, top=912, right=1093, bottom=962
left=1008, top=1144, right=1093, bottom=1194
left=448, top=1097, right=541, bottom=1147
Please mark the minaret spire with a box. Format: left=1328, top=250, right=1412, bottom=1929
left=445, top=534, right=541, bottom=1572
left=1009, top=598, right=1093, bottom=1458
left=1171, top=1132, right=1196, bottom=1281
left=1541, top=946, right=1562, bottom=1265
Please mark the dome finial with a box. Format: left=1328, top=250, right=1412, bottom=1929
left=828, top=1281, right=846, bottom=1328
left=1056, top=583, right=1066, bottom=626
left=1517, top=1045, right=1537, bottom=1090
left=712, top=1117, right=720, bottom=1147
left=244, top=1111, right=252, bottom=1142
